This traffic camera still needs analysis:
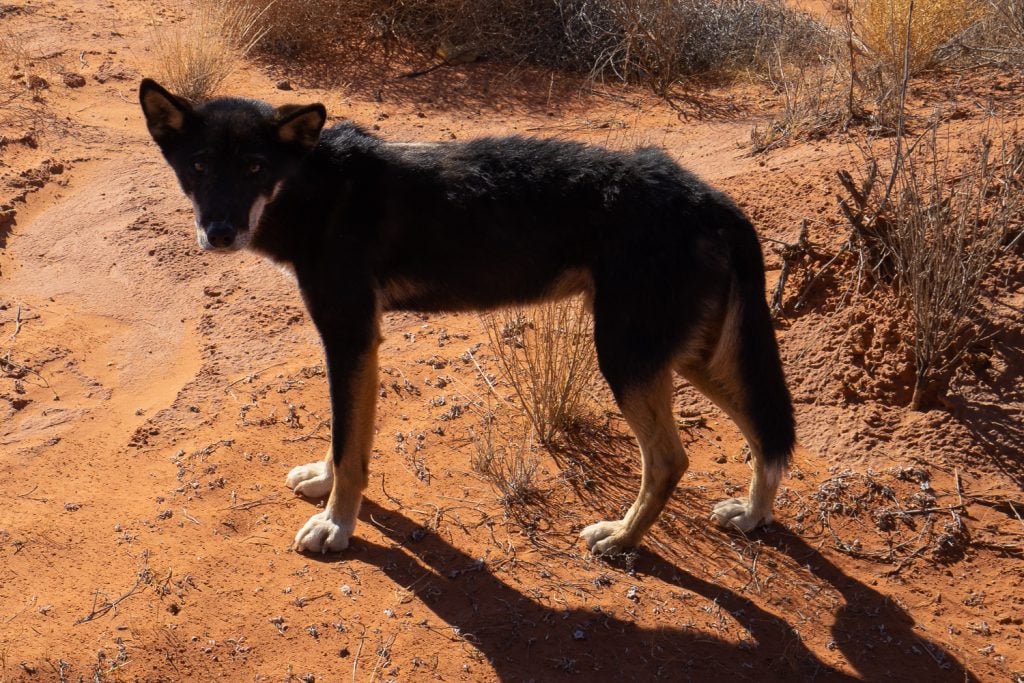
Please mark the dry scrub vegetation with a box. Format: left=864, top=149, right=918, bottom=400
left=853, top=0, right=983, bottom=74
left=480, top=298, right=599, bottom=445
left=246, top=0, right=828, bottom=91
left=150, top=1, right=267, bottom=102
left=759, top=0, right=1023, bottom=413
left=837, top=128, right=1023, bottom=409
left=0, top=31, right=63, bottom=141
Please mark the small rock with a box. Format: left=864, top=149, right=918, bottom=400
left=62, top=72, right=86, bottom=88
left=276, top=79, right=292, bottom=90
left=714, top=454, right=727, bottom=464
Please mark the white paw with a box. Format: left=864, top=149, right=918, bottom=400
left=710, top=497, right=772, bottom=533
left=292, top=510, right=353, bottom=553
left=286, top=461, right=333, bottom=498
left=580, top=520, right=633, bottom=555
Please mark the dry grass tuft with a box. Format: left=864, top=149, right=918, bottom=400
left=470, top=414, right=544, bottom=516
left=0, top=32, right=61, bottom=140
left=481, top=298, right=599, bottom=445
left=851, top=0, right=984, bottom=74
left=750, top=57, right=851, bottom=154
left=151, top=1, right=268, bottom=102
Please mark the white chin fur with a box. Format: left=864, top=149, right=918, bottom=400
left=195, top=223, right=212, bottom=250
left=194, top=223, right=250, bottom=252
left=189, top=189, right=273, bottom=252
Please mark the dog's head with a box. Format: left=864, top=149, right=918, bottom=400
left=139, top=79, right=326, bottom=252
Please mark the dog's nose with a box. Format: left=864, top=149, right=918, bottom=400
left=206, top=222, right=235, bottom=249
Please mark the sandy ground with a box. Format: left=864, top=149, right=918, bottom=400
left=1, top=0, right=1022, bottom=681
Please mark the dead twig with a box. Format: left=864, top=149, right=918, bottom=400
left=0, top=353, right=58, bottom=399
left=226, top=493, right=281, bottom=511
left=10, top=305, right=23, bottom=341
left=223, top=361, right=289, bottom=393
left=352, top=626, right=367, bottom=683
left=769, top=219, right=816, bottom=316
left=284, top=418, right=330, bottom=442
left=75, top=571, right=148, bottom=625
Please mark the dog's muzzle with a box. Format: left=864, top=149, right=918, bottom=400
left=205, top=221, right=236, bottom=249
left=196, top=221, right=249, bottom=252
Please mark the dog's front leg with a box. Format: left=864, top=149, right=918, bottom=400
left=292, top=305, right=380, bottom=554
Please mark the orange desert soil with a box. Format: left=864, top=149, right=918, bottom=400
left=1, top=0, right=1022, bottom=681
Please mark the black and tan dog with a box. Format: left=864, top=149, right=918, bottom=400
left=139, top=79, right=795, bottom=555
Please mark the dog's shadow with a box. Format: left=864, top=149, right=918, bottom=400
left=303, top=499, right=976, bottom=682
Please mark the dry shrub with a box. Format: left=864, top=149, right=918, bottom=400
left=151, top=2, right=268, bottom=102
left=0, top=32, right=60, bottom=140
left=243, top=0, right=356, bottom=57
left=839, top=127, right=1023, bottom=409
left=248, top=0, right=828, bottom=91
left=481, top=298, right=599, bottom=444
left=811, top=467, right=969, bottom=566
left=851, top=0, right=984, bottom=73
left=751, top=57, right=851, bottom=153
left=847, top=0, right=984, bottom=129
left=955, top=0, right=1024, bottom=65
left=564, top=0, right=828, bottom=92
left=470, top=413, right=544, bottom=516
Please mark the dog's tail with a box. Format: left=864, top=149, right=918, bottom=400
left=714, top=199, right=796, bottom=476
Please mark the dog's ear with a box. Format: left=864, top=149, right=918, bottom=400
left=276, top=103, right=327, bottom=150
left=140, top=79, right=193, bottom=144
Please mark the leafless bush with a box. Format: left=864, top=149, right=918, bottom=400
left=481, top=298, right=599, bottom=444
left=242, top=0, right=357, bottom=57
left=0, top=32, right=60, bottom=140
left=839, top=128, right=1023, bottom=409
left=470, top=413, right=544, bottom=514
left=751, top=55, right=851, bottom=153
left=954, top=0, right=1024, bottom=65
left=151, top=1, right=268, bottom=102
left=564, top=0, right=829, bottom=92
left=249, top=0, right=829, bottom=91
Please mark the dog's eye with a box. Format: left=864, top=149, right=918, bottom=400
left=248, top=162, right=262, bottom=174
left=193, top=161, right=205, bottom=173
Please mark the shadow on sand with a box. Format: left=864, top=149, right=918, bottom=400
left=303, top=498, right=976, bottom=682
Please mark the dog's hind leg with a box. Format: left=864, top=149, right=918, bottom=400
left=683, top=364, right=781, bottom=532
left=580, top=368, right=689, bottom=555
left=679, top=289, right=794, bottom=533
